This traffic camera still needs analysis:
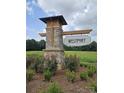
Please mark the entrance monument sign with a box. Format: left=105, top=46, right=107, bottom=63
left=39, top=15, right=66, bottom=69
left=39, top=15, right=92, bottom=69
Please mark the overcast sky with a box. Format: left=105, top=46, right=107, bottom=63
left=26, top=0, right=97, bottom=41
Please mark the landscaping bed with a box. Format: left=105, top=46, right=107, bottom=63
left=27, top=67, right=96, bottom=93
left=26, top=51, right=97, bottom=93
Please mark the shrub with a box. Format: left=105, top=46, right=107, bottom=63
left=87, top=69, right=93, bottom=77
left=65, top=70, right=76, bottom=83
left=43, top=57, right=57, bottom=75
left=80, top=62, right=90, bottom=68
left=80, top=71, right=88, bottom=81
left=87, top=65, right=96, bottom=77
left=26, top=55, right=57, bottom=75
left=47, top=82, right=63, bottom=93
left=89, top=81, right=97, bottom=93
left=43, top=69, right=52, bottom=81
left=88, top=65, right=96, bottom=73
left=26, top=69, right=35, bottom=81
left=65, top=55, right=80, bottom=72
left=26, top=56, right=35, bottom=69
left=40, top=82, right=63, bottom=93
left=34, top=58, right=44, bottom=73
left=26, top=56, right=43, bottom=73
left=80, top=63, right=83, bottom=67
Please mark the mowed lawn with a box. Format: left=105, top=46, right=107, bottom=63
left=26, top=51, right=97, bottom=63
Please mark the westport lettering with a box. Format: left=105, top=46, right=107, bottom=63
left=63, top=35, right=91, bottom=46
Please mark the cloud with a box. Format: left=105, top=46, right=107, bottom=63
left=32, top=0, right=37, bottom=5
left=37, top=1, right=96, bottom=25
left=26, top=2, right=33, bottom=15
left=26, top=0, right=38, bottom=15
left=36, top=0, right=97, bottom=41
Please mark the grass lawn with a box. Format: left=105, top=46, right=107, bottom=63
left=26, top=51, right=97, bottom=63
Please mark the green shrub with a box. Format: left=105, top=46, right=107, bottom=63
left=65, top=70, right=76, bottom=83
left=43, top=69, right=52, bottom=81
left=87, top=69, right=93, bottom=77
left=34, top=58, right=44, bottom=73
left=40, top=82, right=63, bottom=93
left=89, top=81, right=97, bottom=93
left=65, top=55, right=80, bottom=72
left=80, top=62, right=90, bottom=68
left=88, top=65, right=96, bottom=73
left=87, top=65, right=96, bottom=77
left=26, top=56, right=35, bottom=69
left=80, top=63, right=83, bottom=67
left=26, top=69, right=35, bottom=81
left=26, top=56, right=43, bottom=73
left=80, top=71, right=88, bottom=80
left=43, top=57, right=57, bottom=75
left=47, top=82, right=63, bottom=93
left=26, top=55, right=57, bottom=75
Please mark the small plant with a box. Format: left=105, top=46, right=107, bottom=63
left=87, top=69, right=93, bottom=77
left=40, top=82, right=63, bottom=93
left=65, top=70, right=76, bottom=83
left=65, top=55, right=80, bottom=72
left=43, top=56, right=57, bottom=75
left=43, top=69, right=52, bottom=81
left=47, top=82, right=63, bottom=93
left=80, top=62, right=90, bottom=68
left=26, top=69, right=35, bottom=81
left=34, top=58, right=44, bottom=73
left=80, top=63, right=83, bottom=67
left=26, top=56, right=35, bottom=69
left=26, top=56, right=44, bottom=73
left=80, top=71, right=88, bottom=81
left=89, top=81, right=97, bottom=93
left=88, top=65, right=96, bottom=73
left=87, top=65, right=96, bottom=77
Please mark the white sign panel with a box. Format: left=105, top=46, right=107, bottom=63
left=63, top=35, right=91, bottom=46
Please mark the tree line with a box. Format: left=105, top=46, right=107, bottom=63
left=26, top=39, right=46, bottom=51
left=26, top=39, right=97, bottom=51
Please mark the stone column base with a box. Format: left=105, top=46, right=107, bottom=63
left=43, top=49, right=64, bottom=70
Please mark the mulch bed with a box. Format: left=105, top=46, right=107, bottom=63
left=26, top=67, right=96, bottom=93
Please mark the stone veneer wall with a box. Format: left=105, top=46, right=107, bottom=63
left=44, top=50, right=64, bottom=70
left=44, top=26, right=64, bottom=70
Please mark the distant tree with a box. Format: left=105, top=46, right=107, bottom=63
left=26, top=39, right=38, bottom=51
left=38, top=40, right=46, bottom=50
left=26, top=39, right=46, bottom=51
left=81, top=45, right=90, bottom=51
left=63, top=41, right=97, bottom=51
left=89, top=41, right=97, bottom=51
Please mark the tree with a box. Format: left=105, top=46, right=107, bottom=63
left=89, top=41, right=97, bottom=51
left=26, top=39, right=38, bottom=51
left=38, top=40, right=46, bottom=50
left=26, top=39, right=46, bottom=51
left=64, top=41, right=97, bottom=51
